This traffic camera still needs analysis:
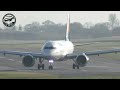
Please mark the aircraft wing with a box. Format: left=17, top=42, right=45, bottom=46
left=85, top=49, right=120, bottom=56
left=74, top=43, right=92, bottom=47
left=0, top=50, right=42, bottom=57
left=1, top=49, right=120, bottom=60
left=66, top=48, right=120, bottom=59
left=74, top=42, right=100, bottom=47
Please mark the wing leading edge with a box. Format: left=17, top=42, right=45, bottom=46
left=66, top=48, right=120, bottom=59
left=0, top=50, right=42, bottom=57
left=85, top=48, right=120, bottom=56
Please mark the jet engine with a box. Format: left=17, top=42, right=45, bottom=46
left=22, top=55, right=35, bottom=67
left=75, top=53, right=89, bottom=67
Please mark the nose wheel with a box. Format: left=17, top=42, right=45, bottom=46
left=49, top=65, right=53, bottom=70
left=48, top=60, right=54, bottom=70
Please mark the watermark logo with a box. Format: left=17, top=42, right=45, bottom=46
left=2, top=13, right=16, bottom=27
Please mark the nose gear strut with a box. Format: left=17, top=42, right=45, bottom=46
left=48, top=59, right=54, bottom=70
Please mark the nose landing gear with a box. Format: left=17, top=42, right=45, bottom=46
left=48, top=60, right=54, bottom=70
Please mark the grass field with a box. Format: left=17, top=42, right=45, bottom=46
left=0, top=37, right=120, bottom=79
left=0, top=72, right=58, bottom=79
left=0, top=72, right=120, bottom=79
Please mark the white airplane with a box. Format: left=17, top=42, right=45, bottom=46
left=1, top=14, right=120, bottom=70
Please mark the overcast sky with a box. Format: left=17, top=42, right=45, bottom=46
left=0, top=11, right=120, bottom=28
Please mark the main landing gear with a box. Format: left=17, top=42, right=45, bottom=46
left=72, top=59, right=80, bottom=69
left=38, top=58, right=44, bottom=70
left=73, top=63, right=79, bottom=69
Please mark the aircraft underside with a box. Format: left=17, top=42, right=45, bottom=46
left=22, top=53, right=89, bottom=70
left=37, top=56, right=82, bottom=70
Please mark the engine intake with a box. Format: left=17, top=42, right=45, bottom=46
left=22, top=55, right=35, bottom=67
left=76, top=54, right=89, bottom=67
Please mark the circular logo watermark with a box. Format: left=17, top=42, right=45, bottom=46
left=2, top=13, right=16, bottom=27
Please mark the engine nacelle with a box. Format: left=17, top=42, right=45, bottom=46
left=22, top=55, right=35, bottom=67
left=75, top=53, right=89, bottom=67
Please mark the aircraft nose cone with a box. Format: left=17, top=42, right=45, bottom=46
left=41, top=41, right=58, bottom=56
left=42, top=50, right=55, bottom=56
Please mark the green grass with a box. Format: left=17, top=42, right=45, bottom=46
left=0, top=72, right=59, bottom=79
left=0, top=72, right=120, bottom=79
left=67, top=76, right=120, bottom=79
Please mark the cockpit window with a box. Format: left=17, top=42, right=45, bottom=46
left=44, top=47, right=56, bottom=49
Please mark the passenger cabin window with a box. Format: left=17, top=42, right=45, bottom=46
left=44, top=47, right=56, bottom=49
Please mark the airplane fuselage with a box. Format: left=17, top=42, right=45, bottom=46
left=41, top=40, right=74, bottom=61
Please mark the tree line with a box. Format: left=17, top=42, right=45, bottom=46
left=0, top=13, right=120, bottom=40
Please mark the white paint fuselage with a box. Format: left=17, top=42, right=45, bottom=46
left=41, top=40, right=74, bottom=61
